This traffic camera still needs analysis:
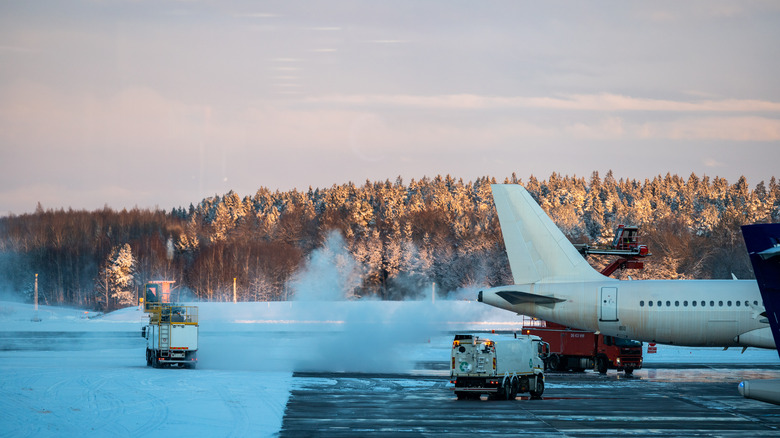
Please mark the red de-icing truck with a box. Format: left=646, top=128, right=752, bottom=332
left=522, top=321, right=643, bottom=375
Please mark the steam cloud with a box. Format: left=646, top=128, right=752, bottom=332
left=290, top=230, right=439, bottom=373
left=289, top=231, right=363, bottom=301
left=198, top=230, right=455, bottom=374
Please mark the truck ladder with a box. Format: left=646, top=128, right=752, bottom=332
left=476, top=357, right=487, bottom=373
left=159, top=324, right=170, bottom=353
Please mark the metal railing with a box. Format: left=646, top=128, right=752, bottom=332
left=148, top=304, right=198, bottom=324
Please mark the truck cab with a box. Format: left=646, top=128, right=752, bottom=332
left=597, top=335, right=643, bottom=374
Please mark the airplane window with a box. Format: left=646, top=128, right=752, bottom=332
left=684, top=301, right=688, bottom=307
left=640, top=300, right=644, bottom=307
left=754, top=300, right=759, bottom=306
left=657, top=301, right=662, bottom=307
left=736, top=301, right=741, bottom=307
left=675, top=301, right=679, bottom=306
left=727, top=301, right=732, bottom=306
left=719, top=301, right=723, bottom=307
left=666, top=301, right=671, bottom=307
left=692, top=301, right=697, bottom=307
left=710, top=301, right=714, bottom=307
left=649, top=301, right=653, bottom=307
left=701, top=301, right=705, bottom=306
left=745, top=301, right=750, bottom=306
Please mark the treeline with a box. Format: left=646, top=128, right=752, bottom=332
left=1, top=172, right=778, bottom=310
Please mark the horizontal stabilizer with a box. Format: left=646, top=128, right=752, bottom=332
left=496, top=290, right=566, bottom=306
left=758, top=245, right=780, bottom=261
left=478, top=285, right=565, bottom=309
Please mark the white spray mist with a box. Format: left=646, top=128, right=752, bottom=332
left=198, top=230, right=478, bottom=374
left=290, top=231, right=363, bottom=301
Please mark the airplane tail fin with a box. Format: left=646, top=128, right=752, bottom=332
left=491, top=184, right=606, bottom=284
left=741, top=223, right=780, bottom=357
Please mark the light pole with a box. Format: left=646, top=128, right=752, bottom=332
left=32, top=273, right=41, bottom=322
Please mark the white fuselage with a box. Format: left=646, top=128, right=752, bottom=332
left=481, top=279, right=771, bottom=348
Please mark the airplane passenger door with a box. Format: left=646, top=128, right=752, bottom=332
left=600, top=287, right=618, bottom=321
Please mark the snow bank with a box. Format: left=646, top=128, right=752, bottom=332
left=643, top=344, right=780, bottom=364
left=0, top=301, right=146, bottom=332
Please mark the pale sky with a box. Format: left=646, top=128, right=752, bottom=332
left=1, top=0, right=779, bottom=215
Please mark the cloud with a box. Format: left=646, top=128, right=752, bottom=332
left=367, top=40, right=410, bottom=44
left=640, top=116, right=780, bottom=141
left=233, top=13, right=279, bottom=19
left=0, top=45, right=37, bottom=54
left=564, top=117, right=626, bottom=140
left=704, top=158, right=726, bottom=168
left=303, top=93, right=780, bottom=113
left=638, top=1, right=775, bottom=23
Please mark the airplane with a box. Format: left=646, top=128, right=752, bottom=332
left=478, top=184, right=773, bottom=349
left=738, top=223, right=780, bottom=405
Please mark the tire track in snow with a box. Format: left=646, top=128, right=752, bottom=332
left=0, top=368, right=58, bottom=438
left=216, top=385, right=251, bottom=438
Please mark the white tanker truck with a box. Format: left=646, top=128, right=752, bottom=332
left=450, top=333, right=549, bottom=400
left=141, top=281, right=198, bottom=369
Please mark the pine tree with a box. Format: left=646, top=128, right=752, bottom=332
left=96, top=243, right=137, bottom=310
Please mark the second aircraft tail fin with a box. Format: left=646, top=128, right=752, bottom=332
left=742, top=223, right=780, bottom=357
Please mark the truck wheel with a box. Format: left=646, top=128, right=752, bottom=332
left=529, top=376, right=544, bottom=399
left=503, top=380, right=513, bottom=400
left=548, top=354, right=560, bottom=371
left=596, top=356, right=608, bottom=374
left=145, top=349, right=152, bottom=367
left=151, top=352, right=160, bottom=368
left=509, top=377, right=519, bottom=400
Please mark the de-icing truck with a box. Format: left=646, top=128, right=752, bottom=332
left=140, top=281, right=198, bottom=369
left=450, top=333, right=549, bottom=400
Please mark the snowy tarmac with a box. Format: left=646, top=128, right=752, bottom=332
left=2, top=300, right=779, bottom=437
left=282, top=367, right=780, bottom=437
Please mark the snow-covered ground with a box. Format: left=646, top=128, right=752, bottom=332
left=1, top=299, right=778, bottom=437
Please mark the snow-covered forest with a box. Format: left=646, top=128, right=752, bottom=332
left=1, top=172, right=778, bottom=310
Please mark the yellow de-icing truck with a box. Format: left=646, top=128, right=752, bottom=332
left=140, top=281, right=198, bottom=369
left=450, top=333, right=549, bottom=400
